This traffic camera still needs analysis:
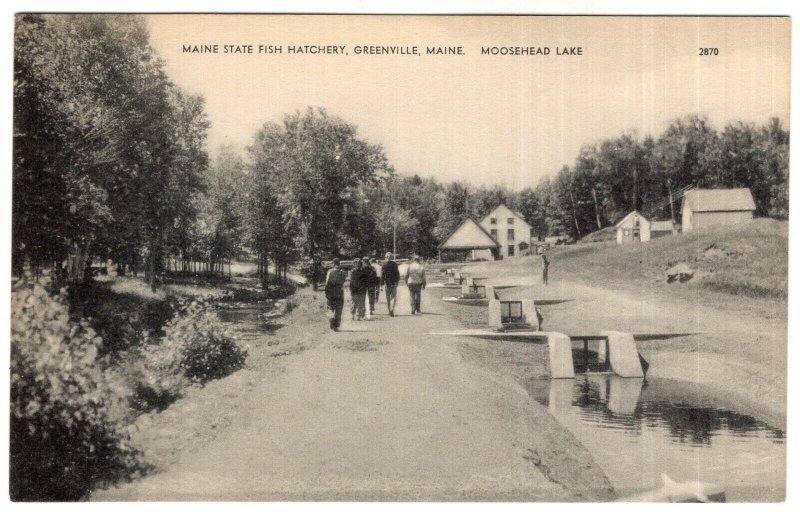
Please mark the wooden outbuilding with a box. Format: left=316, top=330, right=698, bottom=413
left=680, top=188, right=756, bottom=232
left=615, top=211, right=650, bottom=244
left=650, top=220, right=677, bottom=238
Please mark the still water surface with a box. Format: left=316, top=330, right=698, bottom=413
left=527, top=375, right=785, bottom=501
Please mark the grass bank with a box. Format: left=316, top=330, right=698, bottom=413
left=470, top=218, right=788, bottom=301
left=458, top=218, right=788, bottom=428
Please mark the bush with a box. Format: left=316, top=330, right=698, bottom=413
left=10, top=283, right=143, bottom=501
left=151, top=298, right=247, bottom=383
left=119, top=346, right=189, bottom=413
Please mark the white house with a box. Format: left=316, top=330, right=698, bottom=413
left=681, top=188, right=756, bottom=232
left=615, top=211, right=650, bottom=244
left=478, top=204, right=533, bottom=258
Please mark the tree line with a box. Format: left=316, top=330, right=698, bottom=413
left=208, top=110, right=790, bottom=272
left=13, top=15, right=790, bottom=290
left=14, top=14, right=208, bottom=287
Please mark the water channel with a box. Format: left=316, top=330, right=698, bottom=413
left=526, top=374, right=785, bottom=501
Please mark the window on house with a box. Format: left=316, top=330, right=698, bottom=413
left=490, top=218, right=497, bottom=225
left=507, top=229, right=515, bottom=241
left=623, top=229, right=630, bottom=236
left=508, top=245, right=515, bottom=256
left=507, top=218, right=514, bottom=224
left=490, top=229, right=497, bottom=239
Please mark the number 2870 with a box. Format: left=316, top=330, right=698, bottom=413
left=699, top=47, right=719, bottom=56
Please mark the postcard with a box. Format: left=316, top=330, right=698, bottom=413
left=10, top=13, right=790, bottom=502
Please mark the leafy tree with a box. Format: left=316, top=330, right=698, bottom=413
left=434, top=181, right=471, bottom=242
left=13, top=14, right=209, bottom=288
left=247, top=108, right=390, bottom=282
left=516, top=187, right=547, bottom=240
left=760, top=117, right=790, bottom=218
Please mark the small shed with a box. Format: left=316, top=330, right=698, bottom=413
left=681, top=188, right=756, bottom=232
left=438, top=218, right=500, bottom=262
left=615, top=211, right=650, bottom=244
left=650, top=220, right=677, bottom=238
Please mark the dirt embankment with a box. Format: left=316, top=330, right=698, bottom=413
left=93, top=282, right=614, bottom=501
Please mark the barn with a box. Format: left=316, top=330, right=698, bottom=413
left=681, top=188, right=756, bottom=232
left=615, top=211, right=650, bottom=244
left=437, top=218, right=500, bottom=262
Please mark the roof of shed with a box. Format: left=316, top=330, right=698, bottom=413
left=682, top=188, right=756, bottom=212
left=438, top=218, right=500, bottom=250
left=614, top=210, right=649, bottom=228
left=651, top=220, right=676, bottom=231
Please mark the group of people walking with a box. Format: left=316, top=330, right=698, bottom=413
left=323, top=253, right=427, bottom=331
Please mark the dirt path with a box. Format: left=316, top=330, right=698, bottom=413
left=93, top=285, right=612, bottom=501
left=464, top=268, right=787, bottom=428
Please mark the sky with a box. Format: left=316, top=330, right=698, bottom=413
left=147, top=15, right=790, bottom=189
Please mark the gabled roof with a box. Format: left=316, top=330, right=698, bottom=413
left=682, top=188, right=756, bottom=213
left=438, top=218, right=500, bottom=250
left=614, top=210, right=648, bottom=228
left=479, top=203, right=533, bottom=230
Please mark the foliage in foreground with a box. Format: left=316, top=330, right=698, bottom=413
left=143, top=298, right=248, bottom=385
left=10, top=283, right=143, bottom=501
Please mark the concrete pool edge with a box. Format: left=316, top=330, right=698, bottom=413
left=643, top=350, right=786, bottom=431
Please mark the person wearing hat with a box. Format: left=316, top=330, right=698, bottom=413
left=380, top=252, right=400, bottom=316
left=406, top=254, right=427, bottom=314
left=323, top=258, right=347, bottom=331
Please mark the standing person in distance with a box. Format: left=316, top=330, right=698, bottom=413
left=362, top=256, right=379, bottom=319
left=406, top=254, right=427, bottom=315
left=541, top=251, right=550, bottom=286
left=380, top=252, right=400, bottom=316
left=323, top=258, right=347, bottom=331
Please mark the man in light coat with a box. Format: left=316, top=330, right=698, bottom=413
left=406, top=255, right=426, bottom=315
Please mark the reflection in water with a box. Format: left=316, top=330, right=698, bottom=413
left=529, top=375, right=786, bottom=501
left=215, top=301, right=279, bottom=336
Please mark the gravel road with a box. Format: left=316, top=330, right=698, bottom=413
left=93, top=283, right=613, bottom=501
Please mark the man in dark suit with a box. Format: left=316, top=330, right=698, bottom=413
left=380, top=252, right=400, bottom=316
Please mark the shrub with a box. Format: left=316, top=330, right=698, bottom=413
left=119, top=345, right=189, bottom=413
left=155, top=299, right=248, bottom=383
left=10, top=283, right=143, bottom=501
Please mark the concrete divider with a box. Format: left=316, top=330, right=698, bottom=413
left=487, top=285, right=502, bottom=327
left=546, top=332, right=575, bottom=379
left=600, top=330, right=644, bottom=378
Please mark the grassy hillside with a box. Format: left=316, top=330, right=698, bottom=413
left=469, top=218, right=788, bottom=300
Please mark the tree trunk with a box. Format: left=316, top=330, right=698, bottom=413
left=591, top=188, right=602, bottom=229
left=668, top=183, right=676, bottom=224
left=568, top=188, right=582, bottom=238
